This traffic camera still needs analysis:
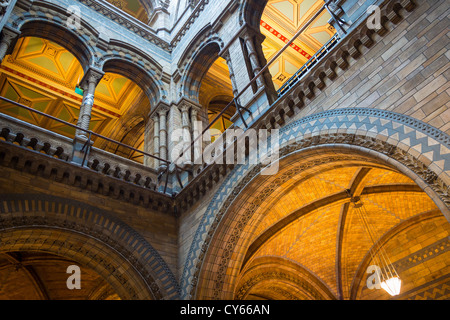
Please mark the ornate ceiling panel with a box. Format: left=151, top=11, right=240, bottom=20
left=261, top=0, right=336, bottom=90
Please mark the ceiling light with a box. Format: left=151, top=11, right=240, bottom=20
left=349, top=191, right=401, bottom=297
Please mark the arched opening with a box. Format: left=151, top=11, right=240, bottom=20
left=105, top=0, right=152, bottom=24
left=0, top=194, right=180, bottom=300
left=0, top=35, right=152, bottom=164
left=199, top=56, right=235, bottom=142
left=193, top=144, right=450, bottom=300
left=243, top=0, right=338, bottom=93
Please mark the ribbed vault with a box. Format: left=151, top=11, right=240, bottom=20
left=195, top=147, right=450, bottom=300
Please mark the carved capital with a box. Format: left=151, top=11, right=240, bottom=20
left=79, top=68, right=104, bottom=91
left=157, top=105, right=170, bottom=117
left=151, top=113, right=159, bottom=123
left=179, top=102, right=191, bottom=114
left=1, top=27, right=19, bottom=45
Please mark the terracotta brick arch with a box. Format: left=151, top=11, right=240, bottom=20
left=0, top=194, right=180, bottom=300
left=235, top=256, right=337, bottom=300
left=181, top=108, right=450, bottom=299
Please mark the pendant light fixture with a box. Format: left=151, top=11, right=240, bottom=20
left=349, top=192, right=401, bottom=297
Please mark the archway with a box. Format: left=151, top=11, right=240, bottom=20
left=199, top=56, right=235, bottom=142
left=180, top=39, right=236, bottom=145
left=0, top=34, right=155, bottom=164
left=0, top=194, right=180, bottom=300
left=181, top=108, right=450, bottom=300
left=196, top=146, right=449, bottom=300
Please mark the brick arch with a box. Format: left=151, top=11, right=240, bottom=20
left=180, top=108, right=450, bottom=299
left=9, top=5, right=99, bottom=72
left=178, top=25, right=225, bottom=103
left=0, top=194, right=180, bottom=300
left=95, top=39, right=166, bottom=107
left=234, top=256, right=336, bottom=300
left=238, top=0, right=268, bottom=28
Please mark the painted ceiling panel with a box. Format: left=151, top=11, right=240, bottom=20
left=310, top=30, right=332, bottom=45
left=10, top=37, right=83, bottom=89
left=262, top=0, right=336, bottom=88
left=299, top=0, right=317, bottom=20
left=271, top=1, right=295, bottom=22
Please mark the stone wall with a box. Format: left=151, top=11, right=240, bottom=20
left=284, top=0, right=449, bottom=134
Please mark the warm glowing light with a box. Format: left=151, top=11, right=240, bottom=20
left=381, top=277, right=401, bottom=296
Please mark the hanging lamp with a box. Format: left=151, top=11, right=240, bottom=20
left=350, top=193, right=401, bottom=297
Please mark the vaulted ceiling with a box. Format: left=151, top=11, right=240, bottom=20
left=0, top=251, right=120, bottom=300
left=234, top=164, right=449, bottom=300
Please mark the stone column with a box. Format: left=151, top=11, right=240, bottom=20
left=0, top=27, right=19, bottom=63
left=179, top=103, right=193, bottom=167
left=158, top=106, right=169, bottom=171
left=191, top=107, right=202, bottom=164
left=76, top=68, right=104, bottom=137
left=243, top=33, right=264, bottom=88
left=71, top=68, right=103, bottom=166
left=152, top=113, right=160, bottom=169
left=222, top=51, right=239, bottom=97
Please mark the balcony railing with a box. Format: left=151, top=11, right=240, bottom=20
left=277, top=33, right=341, bottom=97
left=0, top=96, right=165, bottom=191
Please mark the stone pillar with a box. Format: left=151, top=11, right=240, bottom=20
left=191, top=107, right=202, bottom=164
left=76, top=68, right=104, bottom=137
left=71, top=68, right=103, bottom=166
left=158, top=105, right=169, bottom=171
left=152, top=113, right=160, bottom=169
left=222, top=51, right=239, bottom=98
left=0, top=26, right=19, bottom=63
left=243, top=32, right=264, bottom=88
left=180, top=102, right=193, bottom=167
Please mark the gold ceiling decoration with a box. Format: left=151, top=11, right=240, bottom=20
left=0, top=36, right=146, bottom=149
left=261, top=0, right=336, bottom=90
